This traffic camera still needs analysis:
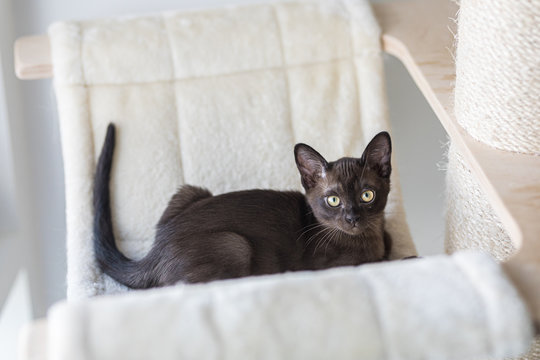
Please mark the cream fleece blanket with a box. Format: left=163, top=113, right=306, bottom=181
left=48, top=0, right=416, bottom=299
left=19, top=252, right=533, bottom=360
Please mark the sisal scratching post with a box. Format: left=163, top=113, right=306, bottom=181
left=448, top=0, right=540, bottom=358
left=445, top=144, right=515, bottom=261
left=454, top=0, right=540, bottom=155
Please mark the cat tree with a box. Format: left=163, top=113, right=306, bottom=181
left=13, top=0, right=540, bottom=359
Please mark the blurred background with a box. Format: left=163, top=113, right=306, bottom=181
left=0, top=0, right=446, bottom=358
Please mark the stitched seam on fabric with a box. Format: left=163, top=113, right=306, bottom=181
left=78, top=22, right=101, bottom=297
left=271, top=5, right=296, bottom=145
left=54, top=52, right=379, bottom=88
left=343, top=0, right=364, bottom=152
left=162, top=14, right=186, bottom=185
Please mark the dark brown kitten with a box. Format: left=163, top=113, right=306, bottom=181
left=93, top=124, right=393, bottom=289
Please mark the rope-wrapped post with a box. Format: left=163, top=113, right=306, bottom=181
left=454, top=0, right=540, bottom=155
left=447, top=0, right=540, bottom=358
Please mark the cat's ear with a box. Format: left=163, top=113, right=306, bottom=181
left=294, top=144, right=329, bottom=190
left=361, top=132, right=392, bottom=178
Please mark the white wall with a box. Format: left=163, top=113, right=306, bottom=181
left=4, top=0, right=447, bottom=314
left=1, top=0, right=47, bottom=318
left=0, top=271, right=32, bottom=360
left=384, top=54, right=447, bottom=256
left=0, top=65, right=17, bottom=235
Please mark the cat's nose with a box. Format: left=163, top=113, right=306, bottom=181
left=345, top=214, right=360, bottom=225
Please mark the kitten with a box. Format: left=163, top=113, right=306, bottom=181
left=94, top=124, right=393, bottom=288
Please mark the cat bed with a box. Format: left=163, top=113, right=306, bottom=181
left=16, top=0, right=537, bottom=359
left=49, top=0, right=416, bottom=299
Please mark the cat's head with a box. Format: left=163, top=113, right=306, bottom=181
left=294, top=132, right=392, bottom=236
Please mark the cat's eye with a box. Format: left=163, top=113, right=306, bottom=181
left=326, top=196, right=341, bottom=207
left=361, top=190, right=375, bottom=203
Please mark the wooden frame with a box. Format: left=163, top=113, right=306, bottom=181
left=13, top=0, right=540, bottom=327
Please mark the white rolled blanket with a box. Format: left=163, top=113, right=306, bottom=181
left=37, top=252, right=531, bottom=360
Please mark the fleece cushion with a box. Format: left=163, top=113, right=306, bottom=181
left=48, top=0, right=417, bottom=299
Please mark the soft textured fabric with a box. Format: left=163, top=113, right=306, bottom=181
left=19, top=252, right=532, bottom=360
left=444, top=144, right=514, bottom=262
left=454, top=0, right=540, bottom=155
left=48, top=0, right=416, bottom=299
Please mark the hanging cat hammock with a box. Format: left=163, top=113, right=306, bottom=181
left=14, top=0, right=540, bottom=359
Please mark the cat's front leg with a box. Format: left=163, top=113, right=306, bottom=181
left=383, top=231, right=392, bottom=260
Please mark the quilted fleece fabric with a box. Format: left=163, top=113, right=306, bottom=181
left=48, top=0, right=417, bottom=299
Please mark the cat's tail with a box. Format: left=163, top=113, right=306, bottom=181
left=93, top=124, right=156, bottom=289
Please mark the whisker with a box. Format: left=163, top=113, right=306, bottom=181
left=313, top=228, right=333, bottom=255
left=321, top=230, right=333, bottom=256
left=305, top=226, right=330, bottom=249
left=324, top=228, right=340, bottom=256
left=311, top=228, right=328, bottom=252
left=296, top=223, right=327, bottom=242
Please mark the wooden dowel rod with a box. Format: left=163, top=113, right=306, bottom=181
left=14, top=35, right=52, bottom=80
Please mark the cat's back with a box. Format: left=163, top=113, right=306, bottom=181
left=160, top=187, right=310, bottom=235
left=195, top=188, right=308, bottom=224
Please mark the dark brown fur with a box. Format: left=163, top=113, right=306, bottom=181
left=93, top=124, right=393, bottom=289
